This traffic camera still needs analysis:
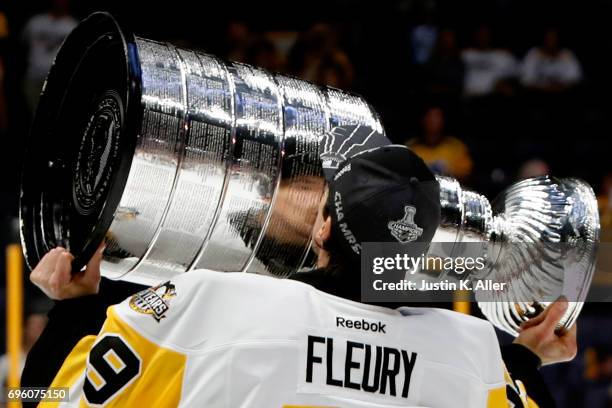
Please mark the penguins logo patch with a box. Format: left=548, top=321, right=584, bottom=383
left=129, top=281, right=177, bottom=322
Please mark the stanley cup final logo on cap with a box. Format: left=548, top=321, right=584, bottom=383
left=388, top=206, right=423, bottom=243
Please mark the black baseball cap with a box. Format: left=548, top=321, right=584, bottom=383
left=320, top=125, right=441, bottom=264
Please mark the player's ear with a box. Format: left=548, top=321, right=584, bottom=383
left=313, top=185, right=333, bottom=250
left=317, top=212, right=333, bottom=247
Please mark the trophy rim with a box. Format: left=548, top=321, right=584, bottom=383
left=19, top=12, right=142, bottom=271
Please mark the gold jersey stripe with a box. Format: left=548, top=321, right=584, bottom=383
left=38, top=335, right=97, bottom=408
left=86, top=368, right=104, bottom=389
left=486, top=385, right=508, bottom=407
left=526, top=396, right=541, bottom=408
left=104, top=350, right=125, bottom=372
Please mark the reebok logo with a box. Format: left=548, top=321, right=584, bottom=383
left=336, top=316, right=387, bottom=333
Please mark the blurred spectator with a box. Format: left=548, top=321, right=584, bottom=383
left=521, top=28, right=582, bottom=92
left=598, top=172, right=612, bottom=241
left=407, top=106, right=473, bottom=180
left=425, top=29, right=465, bottom=98
left=586, top=346, right=612, bottom=407
left=21, top=0, right=77, bottom=115
left=0, top=11, right=7, bottom=40
left=517, top=158, right=550, bottom=180
left=315, top=52, right=353, bottom=89
left=411, top=24, right=437, bottom=65
left=226, top=21, right=250, bottom=63
left=245, top=36, right=284, bottom=72
left=461, top=25, right=518, bottom=97
left=266, top=31, right=298, bottom=70
left=410, top=9, right=438, bottom=65
left=289, top=23, right=354, bottom=88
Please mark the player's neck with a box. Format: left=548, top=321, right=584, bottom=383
left=316, top=250, right=331, bottom=269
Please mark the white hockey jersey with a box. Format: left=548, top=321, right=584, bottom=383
left=41, top=270, right=517, bottom=407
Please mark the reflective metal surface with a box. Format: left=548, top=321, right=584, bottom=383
left=109, top=42, right=383, bottom=285
left=430, top=175, right=600, bottom=335
left=103, top=39, right=188, bottom=281
left=20, top=13, right=383, bottom=286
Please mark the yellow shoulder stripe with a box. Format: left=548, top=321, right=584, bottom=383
left=487, top=385, right=508, bottom=408
left=39, top=307, right=187, bottom=407
left=38, top=335, right=97, bottom=408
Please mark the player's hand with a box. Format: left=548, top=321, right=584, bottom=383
left=513, top=297, right=577, bottom=366
left=30, top=245, right=104, bottom=300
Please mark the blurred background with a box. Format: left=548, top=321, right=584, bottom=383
left=0, top=0, right=611, bottom=406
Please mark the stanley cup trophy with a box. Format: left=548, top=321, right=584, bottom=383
left=20, top=13, right=599, bottom=336
left=20, top=12, right=384, bottom=285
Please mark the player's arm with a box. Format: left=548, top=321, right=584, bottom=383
left=502, top=299, right=577, bottom=408
left=500, top=344, right=554, bottom=407
left=21, top=247, right=144, bottom=393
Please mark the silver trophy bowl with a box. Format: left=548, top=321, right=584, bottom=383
left=429, top=175, right=600, bottom=335
left=20, top=12, right=383, bottom=285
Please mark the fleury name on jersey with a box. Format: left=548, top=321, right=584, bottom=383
left=305, top=334, right=418, bottom=399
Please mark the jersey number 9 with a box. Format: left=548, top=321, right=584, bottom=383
left=83, top=334, right=142, bottom=405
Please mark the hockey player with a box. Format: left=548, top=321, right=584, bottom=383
left=23, top=125, right=575, bottom=407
